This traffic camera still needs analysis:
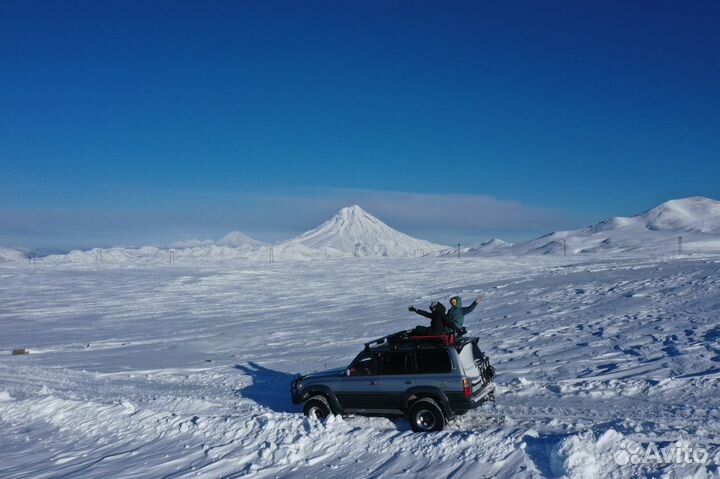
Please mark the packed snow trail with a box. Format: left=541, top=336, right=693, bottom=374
left=1, top=255, right=720, bottom=477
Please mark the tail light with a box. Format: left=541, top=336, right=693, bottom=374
left=463, top=378, right=472, bottom=397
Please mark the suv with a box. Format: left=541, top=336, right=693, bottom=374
left=290, top=332, right=495, bottom=432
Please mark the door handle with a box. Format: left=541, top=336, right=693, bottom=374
left=405, top=380, right=412, bottom=384
left=369, top=380, right=377, bottom=385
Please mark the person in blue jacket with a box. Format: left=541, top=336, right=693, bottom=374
left=445, top=295, right=482, bottom=333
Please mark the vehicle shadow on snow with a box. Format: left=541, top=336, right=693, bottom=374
left=234, top=362, right=298, bottom=413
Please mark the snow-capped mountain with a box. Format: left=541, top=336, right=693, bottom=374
left=281, top=205, right=447, bottom=257
left=513, top=196, right=720, bottom=256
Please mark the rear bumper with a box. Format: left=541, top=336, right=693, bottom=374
left=448, top=383, right=494, bottom=414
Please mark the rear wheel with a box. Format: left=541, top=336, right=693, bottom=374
left=303, top=395, right=331, bottom=419
left=408, top=398, right=445, bottom=432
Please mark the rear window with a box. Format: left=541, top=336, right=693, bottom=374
left=415, top=350, right=452, bottom=374
left=378, top=353, right=410, bottom=375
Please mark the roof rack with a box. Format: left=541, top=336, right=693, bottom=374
left=363, top=331, right=403, bottom=351
left=364, top=330, right=463, bottom=351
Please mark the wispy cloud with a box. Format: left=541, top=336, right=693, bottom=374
left=259, top=187, right=567, bottom=232
left=0, top=187, right=571, bottom=249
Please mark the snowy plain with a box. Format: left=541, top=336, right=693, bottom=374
left=2, top=253, right=720, bottom=478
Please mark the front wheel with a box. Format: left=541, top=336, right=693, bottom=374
left=408, top=398, right=445, bottom=432
left=303, top=395, right=331, bottom=419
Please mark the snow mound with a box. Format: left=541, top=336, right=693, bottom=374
left=281, top=205, right=447, bottom=257
left=550, top=429, right=624, bottom=478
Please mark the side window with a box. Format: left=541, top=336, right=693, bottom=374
left=378, top=353, right=410, bottom=375
left=349, top=354, right=378, bottom=376
left=415, top=350, right=452, bottom=374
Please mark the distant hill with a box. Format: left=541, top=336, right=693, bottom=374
left=0, top=248, right=26, bottom=263
left=510, top=196, right=720, bottom=256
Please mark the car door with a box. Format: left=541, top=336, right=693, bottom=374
left=338, top=351, right=414, bottom=412
left=370, top=351, right=415, bottom=412
left=414, top=349, right=453, bottom=391
left=337, top=353, right=382, bottom=410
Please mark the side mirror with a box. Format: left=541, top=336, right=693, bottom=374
left=344, top=368, right=350, bottom=376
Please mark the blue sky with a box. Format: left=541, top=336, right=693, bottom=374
left=1, top=1, right=719, bottom=249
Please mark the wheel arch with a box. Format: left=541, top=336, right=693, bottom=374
left=301, top=386, right=343, bottom=414
left=403, top=386, right=454, bottom=418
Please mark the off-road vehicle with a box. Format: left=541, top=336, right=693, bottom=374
left=290, top=331, right=495, bottom=432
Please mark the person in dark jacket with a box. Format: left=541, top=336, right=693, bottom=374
left=408, top=301, right=448, bottom=336
left=445, top=295, right=481, bottom=333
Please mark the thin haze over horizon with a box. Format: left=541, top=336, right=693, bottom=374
left=2, top=1, right=719, bottom=249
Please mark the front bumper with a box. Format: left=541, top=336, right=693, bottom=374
left=290, top=375, right=303, bottom=404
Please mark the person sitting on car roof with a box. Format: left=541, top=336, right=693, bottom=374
left=445, top=295, right=482, bottom=333
left=408, top=301, right=449, bottom=336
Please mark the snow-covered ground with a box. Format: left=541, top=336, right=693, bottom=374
left=2, top=254, right=720, bottom=478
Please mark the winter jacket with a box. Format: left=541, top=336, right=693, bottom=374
left=446, top=296, right=478, bottom=331
left=411, top=303, right=448, bottom=335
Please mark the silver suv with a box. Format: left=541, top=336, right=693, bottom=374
left=290, top=332, right=495, bottom=432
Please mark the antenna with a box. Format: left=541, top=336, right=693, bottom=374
left=678, top=236, right=682, bottom=255
left=354, top=243, right=360, bottom=258
left=169, top=249, right=176, bottom=265
left=269, top=246, right=274, bottom=264
left=457, top=243, right=461, bottom=258
left=563, top=239, right=567, bottom=257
